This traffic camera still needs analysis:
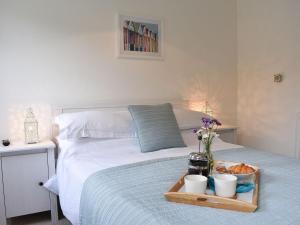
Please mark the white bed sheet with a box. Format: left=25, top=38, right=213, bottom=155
left=56, top=131, right=243, bottom=225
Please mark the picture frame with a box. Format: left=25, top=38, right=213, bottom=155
left=117, top=14, right=164, bottom=60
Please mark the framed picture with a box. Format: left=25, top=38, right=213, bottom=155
left=118, top=14, right=164, bottom=60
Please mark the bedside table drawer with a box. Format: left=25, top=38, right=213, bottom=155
left=2, top=152, right=50, bottom=218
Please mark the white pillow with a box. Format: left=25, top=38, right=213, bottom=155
left=54, top=110, right=136, bottom=140
left=173, top=108, right=212, bottom=129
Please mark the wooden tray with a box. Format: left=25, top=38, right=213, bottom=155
left=164, top=162, right=260, bottom=213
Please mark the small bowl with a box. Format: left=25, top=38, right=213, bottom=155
left=214, top=162, right=257, bottom=184
left=2, top=139, right=10, bottom=147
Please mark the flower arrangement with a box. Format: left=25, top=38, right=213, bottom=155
left=193, top=117, right=222, bottom=174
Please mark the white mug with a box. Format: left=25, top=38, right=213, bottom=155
left=184, top=175, right=207, bottom=194
left=214, top=174, right=237, bottom=198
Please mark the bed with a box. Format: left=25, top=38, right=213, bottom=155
left=51, top=103, right=300, bottom=225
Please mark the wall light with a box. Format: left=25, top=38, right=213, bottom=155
left=189, top=100, right=213, bottom=117
left=9, top=103, right=52, bottom=142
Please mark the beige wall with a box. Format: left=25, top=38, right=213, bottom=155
left=237, top=0, right=300, bottom=157
left=0, top=0, right=237, bottom=141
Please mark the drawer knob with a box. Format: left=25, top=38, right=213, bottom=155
left=38, top=182, right=44, bottom=186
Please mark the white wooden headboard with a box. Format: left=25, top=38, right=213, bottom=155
left=53, top=99, right=189, bottom=115
left=52, top=99, right=190, bottom=138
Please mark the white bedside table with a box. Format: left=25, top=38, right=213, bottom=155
left=0, top=141, right=58, bottom=225
left=216, top=126, right=238, bottom=144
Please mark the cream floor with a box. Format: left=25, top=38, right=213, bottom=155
left=7, top=212, right=72, bottom=225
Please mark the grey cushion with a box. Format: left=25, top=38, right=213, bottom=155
left=128, top=103, right=186, bottom=152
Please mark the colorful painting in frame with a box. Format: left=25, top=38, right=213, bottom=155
left=118, top=14, right=163, bottom=59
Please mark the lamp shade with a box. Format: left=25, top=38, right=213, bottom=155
left=24, top=108, right=39, bottom=144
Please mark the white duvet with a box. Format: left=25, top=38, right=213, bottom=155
left=54, top=130, right=242, bottom=225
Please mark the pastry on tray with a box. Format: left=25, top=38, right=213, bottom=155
left=228, top=163, right=255, bottom=174
left=216, top=163, right=255, bottom=175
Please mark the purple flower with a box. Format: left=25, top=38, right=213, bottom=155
left=212, top=119, right=222, bottom=126
left=192, top=128, right=198, bottom=133
left=201, top=117, right=212, bottom=123
left=201, top=117, right=212, bottom=128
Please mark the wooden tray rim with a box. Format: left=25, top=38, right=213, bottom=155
left=164, top=160, right=260, bottom=213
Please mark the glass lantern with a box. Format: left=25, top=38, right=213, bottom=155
left=24, top=108, right=39, bottom=144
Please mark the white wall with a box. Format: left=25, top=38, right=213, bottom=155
left=0, top=0, right=237, bottom=141
left=237, top=0, right=300, bottom=157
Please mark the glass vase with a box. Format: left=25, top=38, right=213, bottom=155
left=205, top=143, right=214, bottom=175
